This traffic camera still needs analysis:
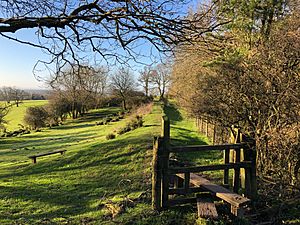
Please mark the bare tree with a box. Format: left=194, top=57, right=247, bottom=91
left=138, top=66, right=153, bottom=97
left=0, top=0, right=226, bottom=78
left=50, top=64, right=108, bottom=118
left=0, top=87, right=25, bottom=106
left=111, top=68, right=135, bottom=110
left=9, top=87, right=25, bottom=107
left=151, top=63, right=171, bottom=100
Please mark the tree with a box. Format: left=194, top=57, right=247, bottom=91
left=0, top=0, right=221, bottom=75
left=171, top=5, right=300, bottom=187
left=138, top=66, right=153, bottom=97
left=49, top=64, right=108, bottom=118
left=24, top=106, right=49, bottom=129
left=111, top=68, right=135, bottom=110
left=150, top=63, right=171, bottom=100
left=9, top=87, right=25, bottom=107
left=0, top=106, right=9, bottom=131
left=0, top=87, right=12, bottom=103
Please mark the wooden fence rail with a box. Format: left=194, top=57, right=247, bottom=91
left=152, top=116, right=257, bottom=216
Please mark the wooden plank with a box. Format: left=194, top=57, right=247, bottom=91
left=167, top=197, right=197, bottom=206
left=177, top=173, right=250, bottom=207
left=168, top=162, right=251, bottom=174
left=168, top=187, right=204, bottom=195
left=170, top=143, right=247, bottom=153
left=197, top=198, right=218, bottom=219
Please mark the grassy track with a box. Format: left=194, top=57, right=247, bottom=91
left=2, top=100, right=48, bottom=131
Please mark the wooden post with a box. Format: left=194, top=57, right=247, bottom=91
left=152, top=136, right=163, bottom=210
left=161, top=116, right=170, bottom=208
left=205, top=120, right=209, bottom=137
left=233, top=146, right=241, bottom=193
left=184, top=172, right=190, bottom=191
left=250, top=141, right=257, bottom=200
left=212, top=124, right=216, bottom=145
left=223, top=148, right=230, bottom=187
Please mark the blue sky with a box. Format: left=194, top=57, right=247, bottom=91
left=0, top=0, right=200, bottom=90
left=0, top=29, right=51, bottom=89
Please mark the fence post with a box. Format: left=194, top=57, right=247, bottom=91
left=233, top=129, right=241, bottom=193
left=152, top=136, right=163, bottom=210
left=161, top=115, right=170, bottom=208
left=212, top=124, right=216, bottom=145
left=250, top=141, right=257, bottom=200
left=223, top=147, right=230, bottom=187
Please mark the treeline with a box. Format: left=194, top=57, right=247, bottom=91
left=170, top=1, right=300, bottom=191
left=0, top=86, right=48, bottom=105
left=23, top=64, right=170, bottom=129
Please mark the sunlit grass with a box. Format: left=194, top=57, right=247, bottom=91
left=0, top=101, right=234, bottom=224
left=2, top=100, right=48, bottom=131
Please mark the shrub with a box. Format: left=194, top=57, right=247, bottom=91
left=106, top=133, right=116, bottom=140
left=24, top=106, right=49, bottom=130
left=117, top=125, right=131, bottom=135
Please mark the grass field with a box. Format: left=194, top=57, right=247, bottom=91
left=0, top=101, right=216, bottom=224
left=1, top=100, right=266, bottom=224
left=2, top=100, right=48, bottom=131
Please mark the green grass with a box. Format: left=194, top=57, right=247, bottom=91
left=0, top=101, right=262, bottom=224
left=0, top=102, right=210, bottom=224
left=2, top=100, right=48, bottom=131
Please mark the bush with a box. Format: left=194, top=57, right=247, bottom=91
left=117, top=125, right=131, bottom=135
left=106, top=133, right=116, bottom=140
left=24, top=106, right=49, bottom=130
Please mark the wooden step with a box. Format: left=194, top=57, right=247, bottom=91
left=176, top=173, right=250, bottom=217
left=197, top=197, right=218, bottom=219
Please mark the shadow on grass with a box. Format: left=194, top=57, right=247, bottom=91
left=163, top=103, right=183, bottom=123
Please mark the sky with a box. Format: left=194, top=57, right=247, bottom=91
left=0, top=31, right=50, bottom=89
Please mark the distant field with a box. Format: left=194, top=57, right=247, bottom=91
left=2, top=100, right=48, bottom=131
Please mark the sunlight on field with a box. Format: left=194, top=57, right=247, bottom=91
left=3, top=100, right=48, bottom=131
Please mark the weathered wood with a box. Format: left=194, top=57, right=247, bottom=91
left=177, top=173, right=250, bottom=207
left=223, top=148, right=230, bottom=186
left=152, top=136, right=162, bottom=210
left=167, top=197, right=197, bottom=206
left=168, top=162, right=251, bottom=174
left=161, top=116, right=170, bottom=208
left=233, top=146, right=241, bottom=193
left=28, top=150, right=66, bottom=164
left=168, top=187, right=204, bottom=195
left=212, top=124, right=216, bottom=145
left=197, top=198, right=218, bottom=219
left=249, top=142, right=257, bottom=200
left=170, top=143, right=247, bottom=153
left=184, top=172, right=190, bottom=191
left=231, top=205, right=244, bottom=218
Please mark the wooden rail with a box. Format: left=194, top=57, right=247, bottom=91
left=152, top=116, right=257, bottom=218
